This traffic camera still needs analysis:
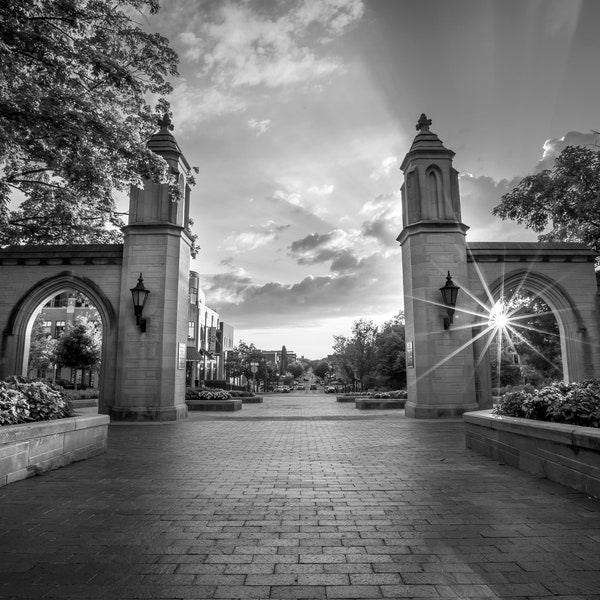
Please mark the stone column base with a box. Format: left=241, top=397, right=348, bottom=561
left=106, top=404, right=188, bottom=422
left=405, top=400, right=479, bottom=419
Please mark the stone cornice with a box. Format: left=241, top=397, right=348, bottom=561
left=467, top=242, right=597, bottom=263
left=0, top=244, right=123, bottom=266
left=396, top=220, right=469, bottom=245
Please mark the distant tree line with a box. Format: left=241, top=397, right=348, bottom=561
left=322, top=313, right=406, bottom=392
left=224, top=342, right=306, bottom=391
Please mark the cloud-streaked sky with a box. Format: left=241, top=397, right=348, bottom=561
left=141, top=0, right=600, bottom=359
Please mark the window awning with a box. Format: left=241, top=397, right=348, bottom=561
left=186, top=347, right=203, bottom=361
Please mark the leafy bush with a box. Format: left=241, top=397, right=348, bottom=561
left=493, top=379, right=600, bottom=428
left=65, top=388, right=99, bottom=400
left=228, top=390, right=255, bottom=398
left=191, top=389, right=232, bottom=400
left=0, top=377, right=74, bottom=426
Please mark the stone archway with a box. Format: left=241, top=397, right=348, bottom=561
left=3, top=270, right=118, bottom=413
left=482, top=269, right=589, bottom=385
left=398, top=114, right=600, bottom=418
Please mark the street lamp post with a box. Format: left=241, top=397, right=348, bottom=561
left=250, top=361, right=259, bottom=393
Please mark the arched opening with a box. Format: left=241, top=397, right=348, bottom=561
left=487, top=287, right=562, bottom=389
left=480, top=269, right=589, bottom=387
left=5, top=272, right=118, bottom=413
left=426, top=166, right=443, bottom=219
left=27, top=290, right=102, bottom=390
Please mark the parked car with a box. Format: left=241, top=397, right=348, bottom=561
left=309, top=384, right=317, bottom=390
left=297, top=384, right=305, bottom=390
left=325, top=386, right=336, bottom=393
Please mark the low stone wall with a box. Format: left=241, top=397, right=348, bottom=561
left=0, top=413, right=109, bottom=487
left=336, top=395, right=366, bottom=403
left=242, top=396, right=263, bottom=404
left=464, top=410, right=600, bottom=498
left=355, top=398, right=407, bottom=410
left=186, top=399, right=242, bottom=411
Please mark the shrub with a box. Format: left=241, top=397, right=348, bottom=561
left=228, top=390, right=255, bottom=398
left=493, top=379, right=600, bottom=428
left=191, top=389, right=232, bottom=401
left=65, top=388, right=99, bottom=400
left=371, top=390, right=407, bottom=399
left=0, top=377, right=74, bottom=426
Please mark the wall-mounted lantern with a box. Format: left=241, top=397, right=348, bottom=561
left=439, top=271, right=459, bottom=330
left=130, top=273, right=150, bottom=332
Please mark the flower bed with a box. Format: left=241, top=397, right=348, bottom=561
left=1, top=377, right=74, bottom=426
left=493, top=380, right=600, bottom=428
left=464, top=409, right=600, bottom=498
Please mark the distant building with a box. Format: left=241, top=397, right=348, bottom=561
left=259, top=349, right=297, bottom=369
left=186, top=271, right=235, bottom=387
left=29, top=291, right=101, bottom=387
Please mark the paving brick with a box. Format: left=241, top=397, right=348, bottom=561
left=0, top=396, right=599, bottom=599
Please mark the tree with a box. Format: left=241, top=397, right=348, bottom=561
left=0, top=0, right=194, bottom=246
left=374, top=313, right=406, bottom=390
left=279, top=345, right=288, bottom=376
left=28, top=315, right=57, bottom=376
left=333, top=319, right=378, bottom=390
left=287, top=362, right=304, bottom=380
left=492, top=144, right=600, bottom=258
left=490, top=290, right=562, bottom=388
left=313, top=361, right=330, bottom=380
left=54, top=315, right=101, bottom=388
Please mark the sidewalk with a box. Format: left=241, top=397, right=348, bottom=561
left=1, top=394, right=599, bottom=599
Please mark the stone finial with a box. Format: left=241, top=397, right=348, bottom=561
left=159, top=113, right=172, bottom=130
left=416, top=113, right=432, bottom=132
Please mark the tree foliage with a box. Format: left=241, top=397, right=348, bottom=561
left=28, top=315, right=57, bottom=372
left=286, top=362, right=304, bottom=379
left=332, top=314, right=406, bottom=390
left=312, top=361, right=330, bottom=380
left=54, top=315, right=101, bottom=373
left=492, top=144, right=600, bottom=256
left=491, top=291, right=562, bottom=388
left=0, top=0, right=182, bottom=245
left=374, top=313, right=406, bottom=390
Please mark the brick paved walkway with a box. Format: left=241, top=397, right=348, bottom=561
left=1, top=394, right=599, bottom=599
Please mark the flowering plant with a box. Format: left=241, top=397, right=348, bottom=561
left=0, top=377, right=73, bottom=425
left=494, top=379, right=600, bottom=428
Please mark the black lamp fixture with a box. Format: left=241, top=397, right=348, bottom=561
left=439, top=271, right=460, bottom=330
left=130, top=273, right=150, bottom=332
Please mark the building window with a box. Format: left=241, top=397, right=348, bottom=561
left=41, top=320, right=52, bottom=334
left=188, top=321, right=196, bottom=340
left=55, top=320, right=66, bottom=337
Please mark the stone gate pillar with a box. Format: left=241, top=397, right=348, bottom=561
left=111, top=115, right=193, bottom=420
left=397, top=115, right=478, bottom=417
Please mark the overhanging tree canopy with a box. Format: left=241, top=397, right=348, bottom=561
left=0, top=0, right=182, bottom=245
left=492, top=144, right=600, bottom=258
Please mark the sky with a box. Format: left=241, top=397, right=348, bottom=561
left=139, top=0, right=600, bottom=359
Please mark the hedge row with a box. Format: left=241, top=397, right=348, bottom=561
left=493, top=379, right=600, bottom=428
left=0, top=377, right=74, bottom=426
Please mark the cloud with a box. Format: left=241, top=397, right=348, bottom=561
left=359, top=192, right=402, bottom=247
left=370, top=156, right=398, bottom=180
left=248, top=118, right=271, bottom=136
left=221, top=220, right=290, bottom=253
left=536, top=131, right=600, bottom=171
left=169, top=81, right=247, bottom=126
left=178, top=0, right=364, bottom=89
left=459, top=173, right=537, bottom=242
left=273, top=188, right=329, bottom=217
left=200, top=249, right=402, bottom=331
left=288, top=229, right=356, bottom=265
left=307, top=184, right=334, bottom=196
